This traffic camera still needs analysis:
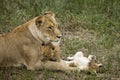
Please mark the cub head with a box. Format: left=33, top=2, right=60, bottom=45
left=35, top=11, right=62, bottom=45
left=41, top=43, right=61, bottom=62
left=88, top=55, right=102, bottom=73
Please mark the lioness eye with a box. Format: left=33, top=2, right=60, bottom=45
left=48, top=26, right=53, bottom=30
left=48, top=26, right=52, bottom=29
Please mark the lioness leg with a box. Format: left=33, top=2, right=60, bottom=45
left=23, top=45, right=40, bottom=70
left=35, top=60, right=77, bottom=72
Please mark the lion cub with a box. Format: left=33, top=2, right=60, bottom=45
left=40, top=43, right=61, bottom=62
left=67, top=51, right=102, bottom=74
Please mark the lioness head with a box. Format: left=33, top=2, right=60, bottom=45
left=34, top=11, right=62, bottom=45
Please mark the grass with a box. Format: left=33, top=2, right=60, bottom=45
left=0, top=0, right=120, bottom=80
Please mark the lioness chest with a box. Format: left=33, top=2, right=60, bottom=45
left=0, top=30, right=41, bottom=67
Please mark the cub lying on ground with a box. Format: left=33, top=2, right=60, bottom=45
left=0, top=11, right=77, bottom=71
left=66, top=51, right=102, bottom=74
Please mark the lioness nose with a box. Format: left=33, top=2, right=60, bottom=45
left=56, top=34, right=62, bottom=38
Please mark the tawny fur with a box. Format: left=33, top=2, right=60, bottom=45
left=0, top=11, right=77, bottom=71
left=40, top=42, right=61, bottom=62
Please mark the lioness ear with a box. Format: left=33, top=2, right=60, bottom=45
left=35, top=16, right=45, bottom=26
left=44, top=11, right=55, bottom=17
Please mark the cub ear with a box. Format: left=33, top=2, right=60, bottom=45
left=35, top=16, right=45, bottom=26
left=44, top=11, right=55, bottom=17
left=88, top=55, right=96, bottom=61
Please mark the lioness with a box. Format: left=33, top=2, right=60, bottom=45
left=0, top=11, right=76, bottom=71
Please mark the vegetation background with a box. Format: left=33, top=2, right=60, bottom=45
left=0, top=0, right=120, bottom=80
